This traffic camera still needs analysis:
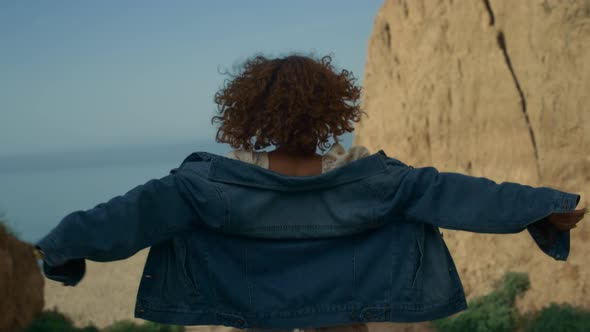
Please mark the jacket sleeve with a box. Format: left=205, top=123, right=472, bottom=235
left=391, top=165, right=581, bottom=261
left=34, top=171, right=201, bottom=285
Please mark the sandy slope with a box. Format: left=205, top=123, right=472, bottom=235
left=43, top=248, right=150, bottom=329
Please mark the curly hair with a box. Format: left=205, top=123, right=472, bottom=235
left=210, top=53, right=367, bottom=154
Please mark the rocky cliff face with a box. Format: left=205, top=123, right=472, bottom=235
left=355, top=0, right=589, bottom=315
left=0, top=223, right=44, bottom=332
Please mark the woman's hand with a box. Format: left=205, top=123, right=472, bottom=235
left=547, top=207, right=588, bottom=230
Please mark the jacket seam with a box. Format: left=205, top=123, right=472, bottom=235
left=212, top=185, right=230, bottom=230
left=137, top=291, right=465, bottom=316
left=246, top=247, right=253, bottom=311
left=206, top=177, right=365, bottom=191
left=352, top=246, right=356, bottom=302
left=233, top=221, right=385, bottom=232
left=406, top=209, right=555, bottom=233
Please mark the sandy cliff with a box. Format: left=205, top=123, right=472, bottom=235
left=354, top=0, right=589, bottom=316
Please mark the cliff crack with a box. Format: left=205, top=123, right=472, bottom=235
left=384, top=23, right=391, bottom=50
left=483, top=0, right=495, bottom=25
left=496, top=31, right=542, bottom=179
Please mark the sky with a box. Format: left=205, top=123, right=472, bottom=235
left=0, top=0, right=382, bottom=159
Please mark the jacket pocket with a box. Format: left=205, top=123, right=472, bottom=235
left=178, top=241, right=202, bottom=300
left=410, top=224, right=425, bottom=289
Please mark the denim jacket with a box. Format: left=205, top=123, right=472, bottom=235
left=35, top=149, right=581, bottom=330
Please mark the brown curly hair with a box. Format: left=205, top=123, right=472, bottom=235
left=210, top=53, right=367, bottom=154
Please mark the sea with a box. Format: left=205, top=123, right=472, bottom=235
left=0, top=141, right=233, bottom=244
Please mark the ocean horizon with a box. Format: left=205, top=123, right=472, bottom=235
left=0, top=140, right=234, bottom=244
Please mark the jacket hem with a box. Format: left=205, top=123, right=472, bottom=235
left=134, top=293, right=468, bottom=329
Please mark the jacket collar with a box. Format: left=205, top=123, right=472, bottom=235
left=205, top=149, right=389, bottom=191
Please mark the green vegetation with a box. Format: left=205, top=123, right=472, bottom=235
left=521, top=302, right=590, bottom=332
left=103, top=321, right=185, bottom=332
left=23, top=308, right=184, bottom=332
left=432, top=271, right=590, bottom=332
left=24, top=309, right=99, bottom=332
left=433, top=272, right=529, bottom=332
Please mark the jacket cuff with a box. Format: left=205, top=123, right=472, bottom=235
left=35, top=235, right=86, bottom=286
left=40, top=258, right=86, bottom=287
left=527, top=218, right=570, bottom=261
left=552, top=191, right=581, bottom=213
left=526, top=191, right=580, bottom=261
left=35, top=234, right=67, bottom=267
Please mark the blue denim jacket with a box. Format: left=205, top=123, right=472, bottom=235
left=35, top=149, right=581, bottom=330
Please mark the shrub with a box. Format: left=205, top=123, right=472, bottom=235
left=140, top=322, right=184, bottom=332
left=103, top=320, right=185, bottom=332
left=24, top=309, right=184, bottom=332
left=431, top=272, right=530, bottom=332
left=521, top=302, right=590, bottom=332
left=24, top=308, right=99, bottom=332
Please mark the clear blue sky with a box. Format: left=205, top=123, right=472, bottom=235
left=0, top=0, right=382, bottom=157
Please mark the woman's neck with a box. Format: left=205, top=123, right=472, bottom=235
left=266, top=148, right=323, bottom=176
left=270, top=147, right=320, bottom=159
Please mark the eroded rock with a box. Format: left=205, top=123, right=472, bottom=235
left=355, top=0, right=589, bottom=318
left=0, top=223, right=44, bottom=332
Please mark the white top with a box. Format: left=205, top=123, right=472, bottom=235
left=225, top=142, right=371, bottom=174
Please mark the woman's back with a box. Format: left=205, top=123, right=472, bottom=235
left=226, top=141, right=371, bottom=332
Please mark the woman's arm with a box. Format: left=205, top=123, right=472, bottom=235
left=35, top=171, right=202, bottom=285
left=390, top=165, right=582, bottom=260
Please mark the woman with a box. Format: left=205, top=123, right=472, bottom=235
left=216, top=54, right=372, bottom=331
left=35, top=53, right=586, bottom=332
